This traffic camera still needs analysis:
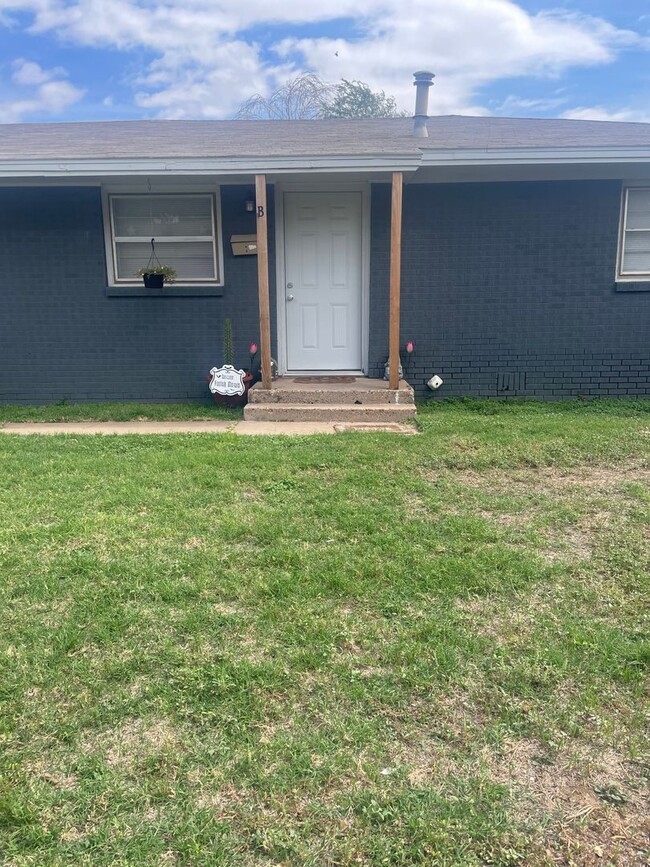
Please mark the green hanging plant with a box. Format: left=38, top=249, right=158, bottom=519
left=135, top=264, right=177, bottom=284
left=135, top=239, right=176, bottom=286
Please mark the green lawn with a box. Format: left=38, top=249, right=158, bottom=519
left=1, top=400, right=648, bottom=866
left=0, top=401, right=241, bottom=423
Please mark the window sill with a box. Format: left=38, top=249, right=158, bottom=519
left=614, top=281, right=650, bottom=293
left=106, top=285, right=225, bottom=297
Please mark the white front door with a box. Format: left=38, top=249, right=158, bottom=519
left=284, top=191, right=363, bottom=371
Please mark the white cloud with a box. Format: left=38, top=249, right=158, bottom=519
left=274, top=4, right=648, bottom=116
left=12, top=58, right=62, bottom=84
left=562, top=106, right=650, bottom=124
left=0, top=0, right=647, bottom=119
left=493, top=93, right=570, bottom=115
left=0, top=59, right=84, bottom=121
left=133, top=39, right=286, bottom=119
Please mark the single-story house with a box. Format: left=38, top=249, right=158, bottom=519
left=1, top=72, right=649, bottom=416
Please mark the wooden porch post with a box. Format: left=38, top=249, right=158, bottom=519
left=388, top=171, right=403, bottom=390
left=255, top=174, right=272, bottom=390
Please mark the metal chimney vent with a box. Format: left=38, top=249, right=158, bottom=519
left=413, top=71, right=434, bottom=138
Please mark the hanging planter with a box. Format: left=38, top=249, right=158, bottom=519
left=135, top=239, right=177, bottom=288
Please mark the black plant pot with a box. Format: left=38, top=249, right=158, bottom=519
left=208, top=371, right=254, bottom=408
left=142, top=273, right=165, bottom=289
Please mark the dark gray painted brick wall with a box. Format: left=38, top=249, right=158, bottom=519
left=1, top=179, right=648, bottom=404
left=369, top=180, right=649, bottom=398
left=0, top=185, right=276, bottom=403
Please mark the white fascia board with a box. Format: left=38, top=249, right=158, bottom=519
left=0, top=153, right=421, bottom=178
left=419, top=147, right=650, bottom=166
left=5, top=146, right=649, bottom=177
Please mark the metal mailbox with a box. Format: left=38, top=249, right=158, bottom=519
left=230, top=234, right=258, bottom=256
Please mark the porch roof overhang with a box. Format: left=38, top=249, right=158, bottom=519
left=1, top=146, right=650, bottom=183
left=419, top=145, right=650, bottom=167
left=0, top=153, right=422, bottom=179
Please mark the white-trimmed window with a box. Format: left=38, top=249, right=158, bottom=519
left=618, top=187, right=650, bottom=280
left=107, top=192, right=221, bottom=284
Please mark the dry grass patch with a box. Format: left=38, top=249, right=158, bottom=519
left=24, top=759, right=78, bottom=792
left=218, top=624, right=284, bottom=666
left=237, top=485, right=264, bottom=505
left=403, top=492, right=431, bottom=518
left=211, top=601, right=246, bottom=616
left=426, top=462, right=648, bottom=568
left=193, top=783, right=246, bottom=815
left=79, top=717, right=183, bottom=771
left=451, top=463, right=649, bottom=494
left=389, top=692, right=649, bottom=864
left=489, top=739, right=650, bottom=866
left=455, top=586, right=560, bottom=645
left=394, top=690, right=493, bottom=770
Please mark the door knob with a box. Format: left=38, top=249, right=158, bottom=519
left=287, top=282, right=293, bottom=288
left=287, top=294, right=294, bottom=301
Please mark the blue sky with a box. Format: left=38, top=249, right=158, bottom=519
left=0, top=0, right=648, bottom=123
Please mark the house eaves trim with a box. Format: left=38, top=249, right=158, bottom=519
left=2, top=145, right=649, bottom=179
left=419, top=146, right=650, bottom=166
left=0, top=153, right=422, bottom=178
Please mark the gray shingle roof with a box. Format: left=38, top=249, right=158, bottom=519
left=419, top=115, right=650, bottom=150
left=0, top=115, right=649, bottom=161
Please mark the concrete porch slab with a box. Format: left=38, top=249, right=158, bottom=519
left=231, top=421, right=338, bottom=435
left=333, top=422, right=418, bottom=434
left=248, top=377, right=415, bottom=406
left=245, top=376, right=416, bottom=422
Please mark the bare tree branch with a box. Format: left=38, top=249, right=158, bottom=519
left=234, top=74, right=334, bottom=120
left=234, top=74, right=404, bottom=120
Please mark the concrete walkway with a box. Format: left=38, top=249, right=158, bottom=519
left=1, top=420, right=417, bottom=436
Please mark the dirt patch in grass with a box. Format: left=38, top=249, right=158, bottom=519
left=455, top=559, right=646, bottom=651
left=211, top=601, right=246, bottom=617
left=479, top=510, right=522, bottom=527
left=237, top=485, right=265, bottom=505
left=539, top=525, right=594, bottom=564
left=403, top=492, right=432, bottom=518
left=80, top=717, right=182, bottom=770
left=455, top=586, right=560, bottom=645
left=59, top=826, right=88, bottom=843
left=393, top=695, right=649, bottom=865
left=394, top=689, right=493, bottom=777
left=428, top=463, right=648, bottom=567
left=396, top=730, right=464, bottom=788
left=489, top=739, right=650, bottom=866
left=194, top=783, right=246, bottom=815
left=449, top=463, right=649, bottom=495
left=535, top=505, right=624, bottom=565
left=25, top=759, right=78, bottom=791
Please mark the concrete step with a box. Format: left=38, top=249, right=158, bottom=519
left=248, top=379, right=415, bottom=407
left=244, top=403, right=416, bottom=423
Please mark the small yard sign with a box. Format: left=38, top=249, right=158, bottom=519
left=208, top=365, right=247, bottom=397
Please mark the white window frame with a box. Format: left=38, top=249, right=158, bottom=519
left=102, top=187, right=224, bottom=287
left=617, top=185, right=650, bottom=282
